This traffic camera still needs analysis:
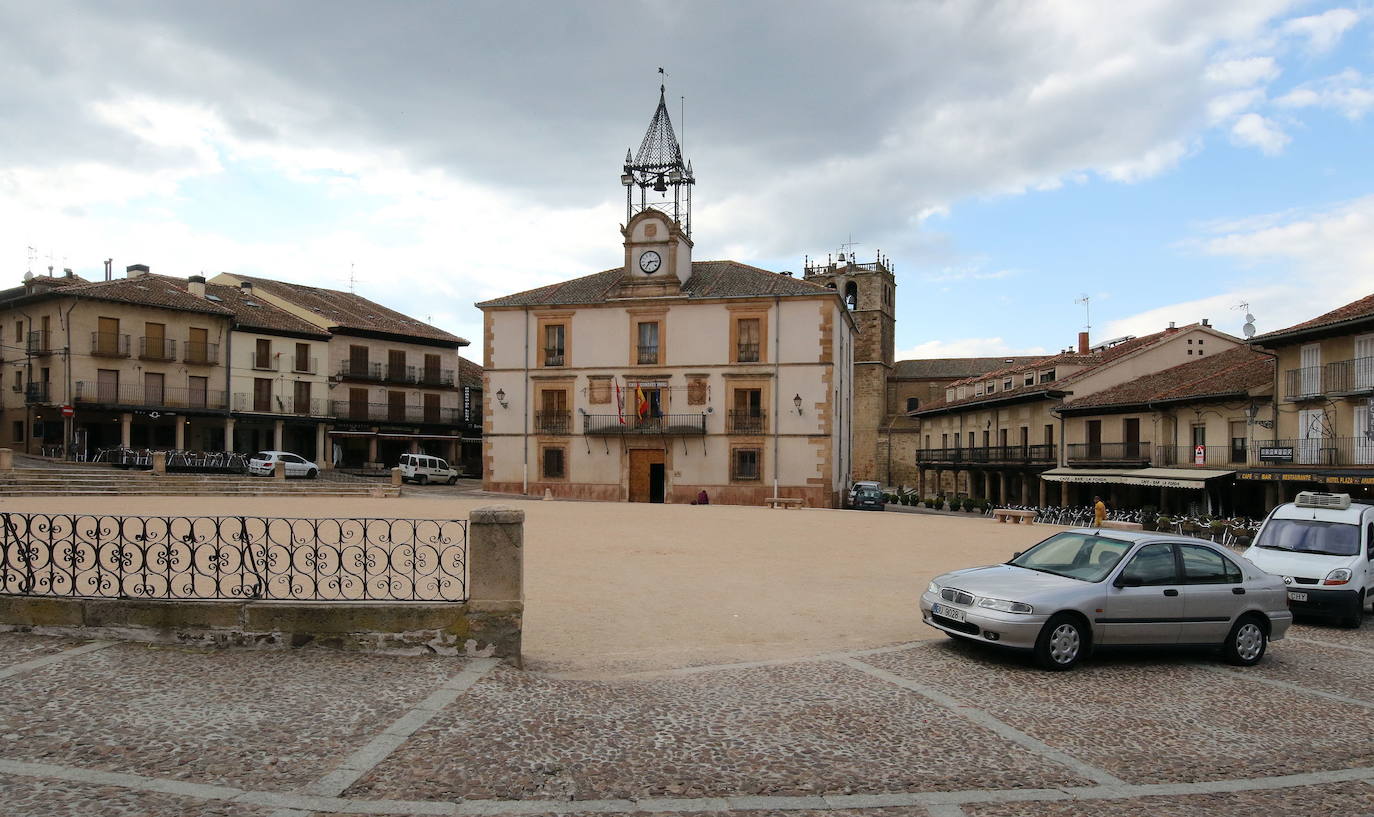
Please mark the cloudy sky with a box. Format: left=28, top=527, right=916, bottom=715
left=4, top=1, right=1374, bottom=360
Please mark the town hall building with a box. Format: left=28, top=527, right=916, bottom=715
left=478, top=85, right=857, bottom=507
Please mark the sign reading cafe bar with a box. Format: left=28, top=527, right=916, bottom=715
left=1237, top=471, right=1374, bottom=485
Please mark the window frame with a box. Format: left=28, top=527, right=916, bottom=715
left=540, top=445, right=567, bottom=480
left=731, top=446, right=762, bottom=482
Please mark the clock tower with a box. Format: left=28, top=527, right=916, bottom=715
left=617, top=81, right=695, bottom=294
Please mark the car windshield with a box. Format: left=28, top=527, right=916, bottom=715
left=436, top=460, right=449, bottom=469
left=857, top=489, right=882, bottom=499
left=253, top=452, right=272, bottom=461
left=1008, top=532, right=1132, bottom=582
left=1254, top=518, right=1360, bottom=557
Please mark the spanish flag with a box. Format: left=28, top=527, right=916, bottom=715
left=635, top=385, right=649, bottom=419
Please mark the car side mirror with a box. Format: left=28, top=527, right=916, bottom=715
left=1114, top=575, right=1143, bottom=588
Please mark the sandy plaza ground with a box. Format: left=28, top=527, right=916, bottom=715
left=2, top=492, right=1056, bottom=675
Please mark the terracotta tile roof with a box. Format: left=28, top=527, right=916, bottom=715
left=893, top=356, right=1046, bottom=380
left=476, top=260, right=835, bottom=308
left=144, top=276, right=332, bottom=338
left=1061, top=347, right=1273, bottom=410
left=53, top=276, right=235, bottom=317
left=458, top=356, right=483, bottom=389
left=1251, top=293, right=1374, bottom=343
left=231, top=275, right=467, bottom=346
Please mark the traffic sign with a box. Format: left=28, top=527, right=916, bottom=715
left=60, top=405, right=74, bottom=419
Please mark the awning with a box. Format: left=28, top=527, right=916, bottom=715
left=1040, top=467, right=1234, bottom=490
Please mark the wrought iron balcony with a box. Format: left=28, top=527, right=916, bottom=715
left=291, top=356, right=318, bottom=374
left=1325, top=357, right=1374, bottom=395
left=90, top=332, right=130, bottom=358
left=252, top=354, right=279, bottom=371
left=26, top=330, right=53, bottom=356
left=1066, top=442, right=1152, bottom=466
left=543, top=348, right=565, bottom=367
left=385, top=363, right=416, bottom=384
left=184, top=341, right=219, bottom=366
left=24, top=382, right=50, bottom=404
left=727, top=409, right=766, bottom=434
left=418, top=367, right=455, bottom=387
left=736, top=342, right=760, bottom=363
left=583, top=413, right=706, bottom=436
left=637, top=344, right=659, bottom=365
left=915, top=445, right=1055, bottom=465
left=1284, top=366, right=1325, bottom=400
left=139, top=337, right=177, bottom=362
left=233, top=393, right=326, bottom=415
left=337, top=361, right=383, bottom=381
left=535, top=410, right=571, bottom=435
left=1155, top=444, right=1247, bottom=467
left=329, top=400, right=463, bottom=425
left=75, top=381, right=228, bottom=410
left=1243, top=437, right=1374, bottom=467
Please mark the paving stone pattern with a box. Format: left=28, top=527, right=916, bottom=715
left=863, top=635, right=1374, bottom=785
left=0, top=633, right=82, bottom=669
left=964, top=781, right=1374, bottom=816
left=0, top=642, right=457, bottom=792
left=0, top=773, right=277, bottom=817
left=348, top=661, right=1090, bottom=801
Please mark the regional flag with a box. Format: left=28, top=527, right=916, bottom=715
left=636, top=385, right=649, bottom=420
left=615, top=381, right=625, bottom=424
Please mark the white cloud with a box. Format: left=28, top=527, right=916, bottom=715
left=1230, top=112, right=1290, bottom=155
left=1281, top=8, right=1361, bottom=54
left=896, top=338, right=1050, bottom=360
left=1207, top=88, right=1267, bottom=124
left=1276, top=69, right=1374, bottom=119
left=1204, top=57, right=1281, bottom=88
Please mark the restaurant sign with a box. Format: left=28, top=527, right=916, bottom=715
left=1258, top=446, right=1294, bottom=462
left=1237, top=471, right=1374, bottom=486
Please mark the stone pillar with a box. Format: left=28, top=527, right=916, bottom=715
left=468, top=506, right=525, bottom=665
left=391, top=467, right=403, bottom=487
left=224, top=417, right=236, bottom=453
left=409, top=439, right=420, bottom=454
left=998, top=471, right=1007, bottom=505
left=447, top=437, right=458, bottom=464
left=273, top=460, right=286, bottom=481
left=151, top=450, right=167, bottom=475
left=273, top=419, right=284, bottom=452
left=120, top=413, right=132, bottom=449
left=916, top=467, right=925, bottom=497
left=1038, top=476, right=1047, bottom=508
left=1022, top=474, right=1033, bottom=505
left=0, top=448, right=12, bottom=471
left=982, top=471, right=992, bottom=502
left=318, top=424, right=331, bottom=469
left=1264, top=482, right=1281, bottom=513
left=174, top=419, right=186, bottom=451
left=368, top=435, right=379, bottom=467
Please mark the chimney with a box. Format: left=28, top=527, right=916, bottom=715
left=1201, top=318, right=1210, bottom=327
left=240, top=281, right=253, bottom=294
left=1168, top=321, right=1176, bottom=330
left=187, top=275, right=206, bottom=298
left=1077, top=331, right=1089, bottom=354
left=126, top=264, right=149, bottom=278
left=63, top=268, right=73, bottom=279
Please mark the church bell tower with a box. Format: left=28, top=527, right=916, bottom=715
left=618, top=81, right=696, bottom=291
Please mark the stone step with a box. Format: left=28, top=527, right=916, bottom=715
left=0, top=488, right=399, bottom=497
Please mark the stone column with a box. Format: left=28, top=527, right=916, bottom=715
left=368, top=435, right=379, bottom=467
left=317, top=424, right=330, bottom=469
left=273, top=419, right=284, bottom=452
left=468, top=506, right=525, bottom=665
left=0, top=448, right=12, bottom=471
left=916, top=467, right=925, bottom=497
left=224, top=417, right=236, bottom=452
left=151, top=450, right=167, bottom=475
left=1022, top=474, right=1033, bottom=505
left=174, top=419, right=186, bottom=451
left=120, top=413, right=132, bottom=449
left=409, top=439, right=420, bottom=454
left=983, top=471, right=992, bottom=502
left=998, top=471, right=1007, bottom=505
left=1038, top=476, right=1047, bottom=508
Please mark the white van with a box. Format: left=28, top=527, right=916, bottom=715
left=398, top=453, right=460, bottom=485
left=1244, top=491, right=1374, bottom=627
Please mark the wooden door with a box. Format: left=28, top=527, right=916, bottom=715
left=97, top=317, right=120, bottom=355
left=97, top=369, right=119, bottom=403
left=1123, top=418, right=1140, bottom=459
left=145, top=322, right=165, bottom=359
left=188, top=327, right=209, bottom=363
left=423, top=393, right=440, bottom=424
left=628, top=449, right=665, bottom=503
left=144, top=372, right=164, bottom=407
left=1086, top=420, right=1102, bottom=459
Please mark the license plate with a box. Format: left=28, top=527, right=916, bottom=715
left=1287, top=591, right=1308, bottom=602
left=933, top=603, right=966, bottom=623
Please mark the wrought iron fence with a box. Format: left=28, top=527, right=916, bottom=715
left=0, top=513, right=467, bottom=602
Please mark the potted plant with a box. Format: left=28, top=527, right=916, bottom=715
left=948, top=497, right=962, bottom=512
left=1140, top=515, right=1158, bottom=532
left=1156, top=515, right=1173, bottom=532
left=1208, top=520, right=1227, bottom=542
left=966, top=499, right=981, bottom=513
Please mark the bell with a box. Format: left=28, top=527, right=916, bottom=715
left=653, top=173, right=668, bottom=193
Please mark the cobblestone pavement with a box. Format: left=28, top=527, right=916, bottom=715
left=2, top=624, right=1374, bottom=817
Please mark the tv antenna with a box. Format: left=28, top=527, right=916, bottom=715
left=838, top=234, right=860, bottom=262
left=348, top=262, right=356, bottom=294
left=1233, top=301, right=1256, bottom=339
left=25, top=246, right=36, bottom=275
left=1074, top=294, right=1092, bottom=331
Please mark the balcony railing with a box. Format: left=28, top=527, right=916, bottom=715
left=184, top=341, right=219, bottom=366
left=252, top=355, right=279, bottom=371
left=1155, top=444, right=1248, bottom=467
left=418, top=368, right=455, bottom=387
left=26, top=330, right=52, bottom=356
left=637, top=345, right=659, bottom=365
left=1284, top=366, right=1325, bottom=400
left=232, top=393, right=326, bottom=416
left=337, top=361, right=383, bottom=381
left=139, top=337, right=176, bottom=362
left=291, top=356, right=318, bottom=374
left=328, top=400, right=464, bottom=425
left=1066, top=442, right=1152, bottom=465
left=915, top=445, right=1056, bottom=464
left=583, top=413, right=706, bottom=436
left=74, top=382, right=228, bottom=410
left=727, top=410, right=766, bottom=434
left=736, top=343, right=760, bottom=363
left=535, top=410, right=571, bottom=435
left=543, top=348, right=565, bottom=367
left=385, top=364, right=416, bottom=384
left=1325, top=357, right=1374, bottom=395
left=24, top=383, right=50, bottom=404
left=90, top=332, right=130, bottom=358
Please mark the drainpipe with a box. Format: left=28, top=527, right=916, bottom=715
left=772, top=296, right=781, bottom=502
left=61, top=297, right=78, bottom=457
left=522, top=308, right=530, bottom=495
left=224, top=324, right=233, bottom=449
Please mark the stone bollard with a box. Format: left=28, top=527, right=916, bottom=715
left=273, top=460, right=286, bottom=481
left=0, top=448, right=12, bottom=472
left=468, top=506, right=525, bottom=665
left=542, top=488, right=553, bottom=500
left=151, top=451, right=167, bottom=475
left=391, top=467, right=403, bottom=487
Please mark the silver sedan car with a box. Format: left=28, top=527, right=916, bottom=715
left=919, top=529, right=1292, bottom=670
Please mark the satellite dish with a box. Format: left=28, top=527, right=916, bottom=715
left=1243, top=322, right=1256, bottom=339
left=1245, top=313, right=1255, bottom=323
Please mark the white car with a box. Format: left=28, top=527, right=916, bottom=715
left=1244, top=491, right=1374, bottom=627
left=247, top=451, right=320, bottom=479
left=399, top=453, right=460, bottom=485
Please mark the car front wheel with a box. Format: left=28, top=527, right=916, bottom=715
left=1034, top=614, right=1087, bottom=671
left=306, top=468, right=317, bottom=480
left=447, top=476, right=458, bottom=485
left=417, top=474, right=428, bottom=485
left=1341, top=591, right=1365, bottom=629
left=1223, top=615, right=1268, bottom=666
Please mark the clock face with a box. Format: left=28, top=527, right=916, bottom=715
left=638, top=250, right=662, bottom=273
